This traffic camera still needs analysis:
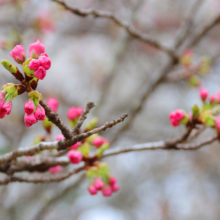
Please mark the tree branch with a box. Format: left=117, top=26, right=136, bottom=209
left=51, top=0, right=177, bottom=59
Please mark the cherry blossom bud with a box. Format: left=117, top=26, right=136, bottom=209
left=38, top=55, right=51, bottom=70
left=67, top=150, right=83, bottom=164
left=24, top=99, right=35, bottom=115
left=56, top=134, right=64, bottom=141
left=0, top=108, right=7, bottom=118
left=9, top=45, right=26, bottom=64
left=34, top=105, right=46, bottom=120
left=29, top=39, right=45, bottom=58
left=34, top=66, right=46, bottom=80
left=210, top=95, right=217, bottom=103
left=102, top=185, right=112, bottom=197
left=199, top=88, right=209, bottom=101
left=1, top=60, right=19, bottom=75
left=111, top=183, right=120, bottom=192
left=69, top=142, right=81, bottom=149
left=88, top=184, right=97, bottom=195
left=169, top=109, right=185, bottom=127
left=41, top=53, right=48, bottom=57
left=24, top=113, right=38, bottom=127
left=47, top=97, right=59, bottom=112
left=109, top=175, right=117, bottom=185
left=2, top=101, right=12, bottom=115
left=92, top=137, right=104, bottom=147
left=28, top=59, right=40, bottom=70
left=0, top=91, right=6, bottom=108
left=94, top=177, right=104, bottom=190
left=67, top=107, right=83, bottom=121
left=49, top=165, right=62, bottom=174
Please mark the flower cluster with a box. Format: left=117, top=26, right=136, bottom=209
left=170, top=89, right=220, bottom=134
left=179, top=49, right=211, bottom=87
left=86, top=162, right=120, bottom=197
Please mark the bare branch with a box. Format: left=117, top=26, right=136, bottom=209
left=72, top=102, right=95, bottom=134
left=52, top=0, right=177, bottom=59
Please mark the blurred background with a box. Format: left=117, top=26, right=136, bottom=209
left=1, top=0, right=220, bottom=219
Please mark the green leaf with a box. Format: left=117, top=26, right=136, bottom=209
left=192, top=104, right=200, bottom=119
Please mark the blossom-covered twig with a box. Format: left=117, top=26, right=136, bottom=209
left=51, top=0, right=177, bottom=59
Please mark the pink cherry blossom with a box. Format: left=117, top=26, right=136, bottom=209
left=49, top=165, right=62, bottom=174
left=67, top=150, right=83, bottom=164
left=56, top=134, right=64, bottom=141
left=169, top=109, right=185, bottom=127
left=9, top=45, right=26, bottom=64
left=67, top=107, right=83, bottom=121
left=24, top=113, right=38, bottom=127
left=102, top=185, right=112, bottom=197
left=47, top=98, right=59, bottom=112
left=34, top=105, right=46, bottom=120
left=109, top=175, right=116, bottom=185
left=24, top=99, right=35, bottom=115
left=2, top=101, right=12, bottom=115
left=88, top=184, right=97, bottom=195
left=199, top=88, right=209, bottom=101
left=34, top=66, right=46, bottom=80
left=94, top=177, right=104, bottom=190
left=69, top=142, right=81, bottom=149
left=111, top=183, right=120, bottom=192
left=28, top=59, right=40, bottom=70
left=29, top=39, right=45, bottom=58
left=38, top=55, right=51, bottom=70
left=92, top=137, right=104, bottom=147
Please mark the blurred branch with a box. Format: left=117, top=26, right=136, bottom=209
left=102, top=135, right=218, bottom=159
left=174, top=0, right=204, bottom=48
left=32, top=174, right=85, bottom=220
left=52, top=0, right=177, bottom=59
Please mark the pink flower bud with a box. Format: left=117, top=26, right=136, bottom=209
left=9, top=45, right=26, bottom=64
left=67, top=150, right=83, bottom=164
left=29, top=39, right=45, bottom=58
left=56, top=134, right=64, bottom=141
left=88, top=184, right=97, bottom=195
left=102, top=185, right=112, bottom=197
left=111, top=183, right=120, bottom=192
left=28, top=59, right=40, bottom=70
left=109, top=175, right=117, bottom=185
left=67, top=107, right=83, bottom=120
left=0, top=92, right=6, bottom=108
left=47, top=98, right=59, bottom=112
left=169, top=109, right=185, bottom=127
left=41, top=53, right=48, bottom=57
left=69, top=142, right=81, bottom=149
left=49, top=165, right=62, bottom=174
left=94, top=177, right=104, bottom=190
left=34, top=105, right=46, bottom=120
left=24, top=99, right=35, bottom=115
left=24, top=113, right=38, bottom=127
left=210, top=95, right=216, bottom=103
left=2, top=101, right=12, bottom=115
left=199, top=88, right=209, bottom=101
left=0, top=108, right=7, bottom=119
left=34, top=66, right=46, bottom=80
left=92, top=137, right=104, bottom=147
left=38, top=55, right=51, bottom=70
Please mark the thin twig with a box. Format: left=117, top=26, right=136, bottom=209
left=72, top=102, right=95, bottom=134
left=52, top=0, right=177, bottom=59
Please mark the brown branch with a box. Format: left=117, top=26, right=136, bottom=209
left=40, top=100, right=72, bottom=139
left=0, top=165, right=85, bottom=185
left=52, top=0, right=177, bottom=59
left=72, top=102, right=95, bottom=135
left=102, top=135, right=218, bottom=159
left=0, top=114, right=128, bottom=164
left=174, top=0, right=204, bottom=48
